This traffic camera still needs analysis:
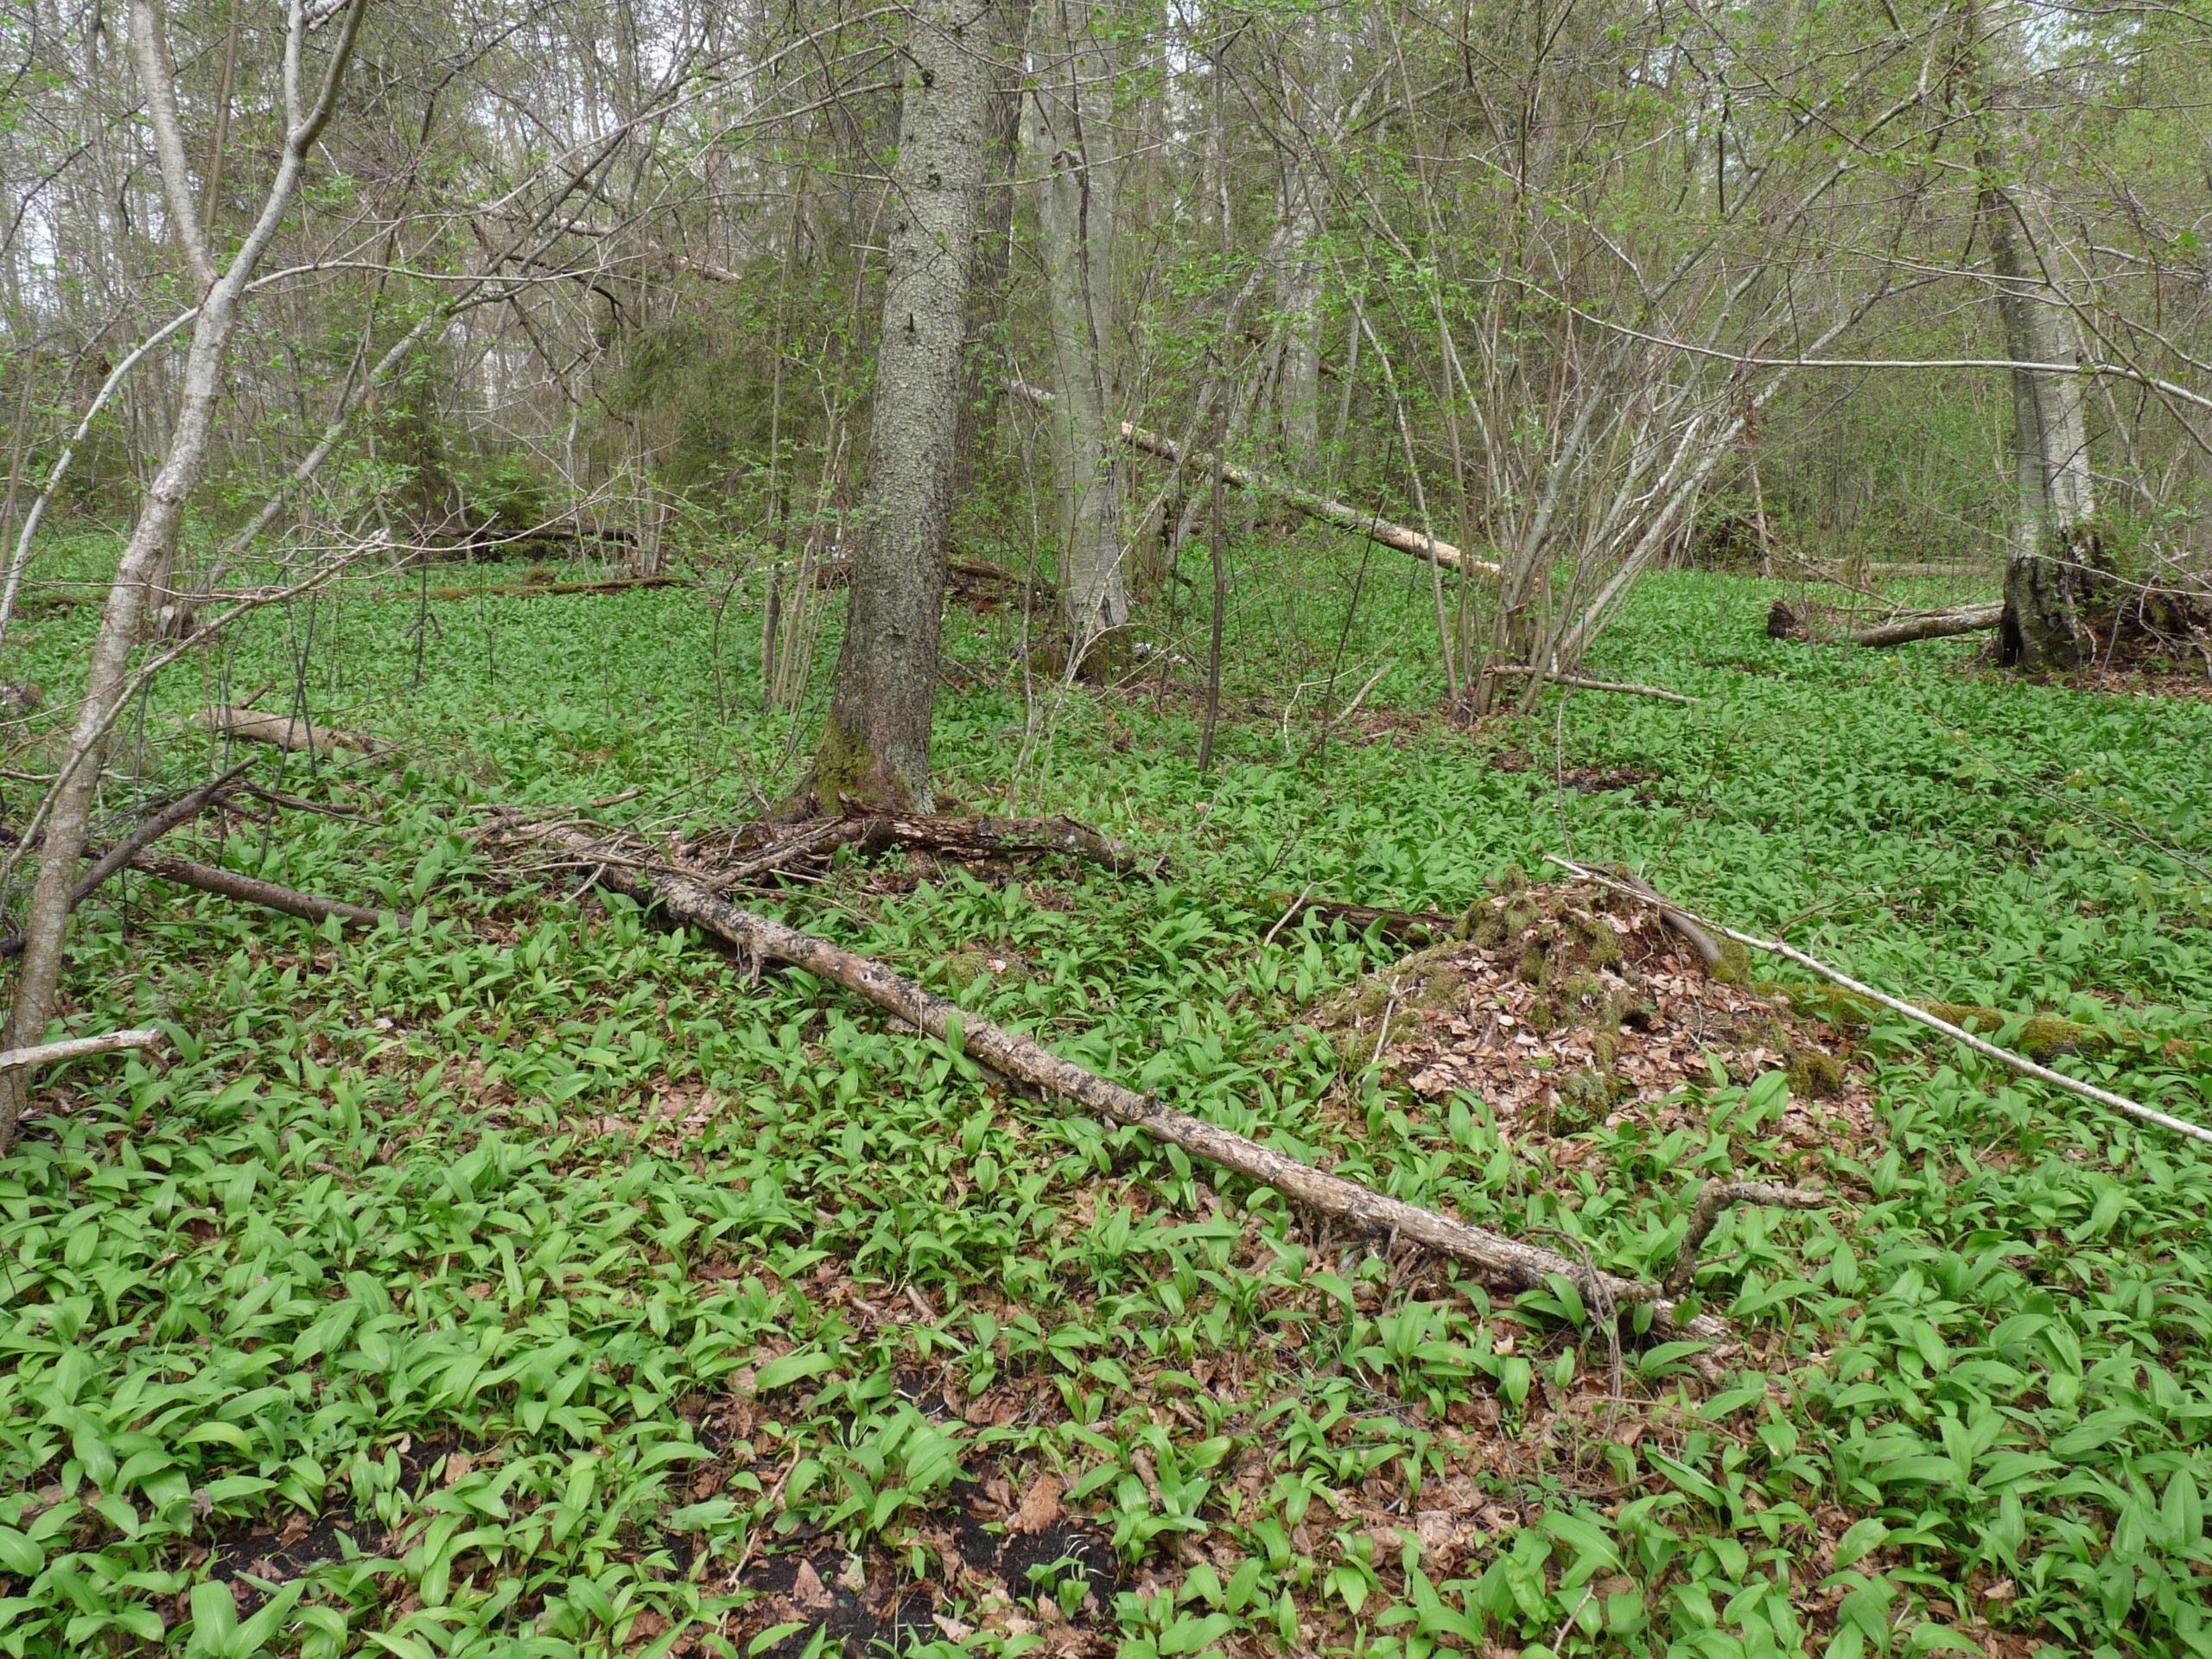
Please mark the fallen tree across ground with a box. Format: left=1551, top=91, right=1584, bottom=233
left=1767, top=599, right=2004, bottom=647
left=518, top=819, right=1750, bottom=1344
left=1009, top=381, right=1501, bottom=579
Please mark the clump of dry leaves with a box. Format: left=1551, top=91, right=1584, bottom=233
left=1308, top=874, right=1879, bottom=1169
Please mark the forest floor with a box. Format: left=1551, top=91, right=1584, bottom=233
left=4, top=538, right=2212, bottom=1659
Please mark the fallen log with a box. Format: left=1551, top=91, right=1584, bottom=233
left=1484, top=665, right=1699, bottom=705
left=530, top=823, right=1728, bottom=1342
left=1010, top=382, right=1500, bottom=580
left=1841, top=603, right=2003, bottom=648
left=130, top=853, right=392, bottom=930
left=0, top=762, right=255, bottom=958
left=199, top=706, right=376, bottom=756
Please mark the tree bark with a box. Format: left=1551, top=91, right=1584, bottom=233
left=1969, top=1, right=2096, bottom=672
left=1036, top=0, right=1130, bottom=671
left=0, top=0, right=368, bottom=1153
left=810, top=0, right=1000, bottom=812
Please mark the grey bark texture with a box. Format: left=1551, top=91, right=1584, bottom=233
left=1968, top=1, right=2097, bottom=672
left=811, top=0, right=1001, bottom=812
left=1035, top=0, right=1129, bottom=670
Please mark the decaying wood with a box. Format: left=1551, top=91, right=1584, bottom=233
left=530, top=823, right=1729, bottom=1342
left=1485, top=665, right=1699, bottom=704
left=1664, top=1180, right=1831, bottom=1298
left=0, top=1027, right=167, bottom=1072
left=1010, top=381, right=1501, bottom=579
left=198, top=706, right=376, bottom=756
left=131, top=853, right=392, bottom=929
left=1547, top=854, right=2212, bottom=1148
left=1842, top=603, right=2004, bottom=648
left=0, top=761, right=254, bottom=958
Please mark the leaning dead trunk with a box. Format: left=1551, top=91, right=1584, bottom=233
left=810, top=0, right=1000, bottom=812
left=1035, top=1, right=1129, bottom=672
left=0, top=0, right=368, bottom=1153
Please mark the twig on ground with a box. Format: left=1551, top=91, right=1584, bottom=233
left=1489, top=665, right=1699, bottom=704
left=1664, top=1179, right=1831, bottom=1299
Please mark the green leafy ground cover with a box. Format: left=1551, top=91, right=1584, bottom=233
left=4, top=536, right=2212, bottom=1658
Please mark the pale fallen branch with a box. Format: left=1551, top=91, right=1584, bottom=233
left=527, top=823, right=1729, bottom=1342
left=198, top=706, right=377, bottom=757
left=1842, top=604, right=2003, bottom=648
left=1487, top=665, right=1699, bottom=704
left=1547, top=855, right=2212, bottom=1148
left=1665, top=1180, right=1831, bottom=1298
left=0, top=1028, right=167, bottom=1072
left=1009, top=381, right=1501, bottom=579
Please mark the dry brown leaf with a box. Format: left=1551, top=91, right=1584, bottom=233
left=791, top=1558, right=831, bottom=1609
left=1008, top=1472, right=1064, bottom=1535
left=443, top=1450, right=474, bottom=1486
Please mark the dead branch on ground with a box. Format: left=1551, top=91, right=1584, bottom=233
left=0, top=1027, right=166, bottom=1072
left=1485, top=665, right=1699, bottom=704
left=130, top=854, right=393, bottom=930
left=1665, top=1180, right=1831, bottom=1298
left=0, top=761, right=255, bottom=957
left=198, top=707, right=377, bottom=756
left=518, top=823, right=1730, bottom=1343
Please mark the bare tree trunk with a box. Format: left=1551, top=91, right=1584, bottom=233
left=1969, top=3, right=2097, bottom=672
left=0, top=0, right=367, bottom=1153
left=1035, top=0, right=1128, bottom=673
left=810, top=0, right=1000, bottom=812
left=950, top=0, right=1034, bottom=498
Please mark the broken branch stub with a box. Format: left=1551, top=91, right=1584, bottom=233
left=526, top=823, right=1730, bottom=1344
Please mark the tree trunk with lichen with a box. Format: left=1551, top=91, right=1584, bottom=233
left=810, top=0, right=999, bottom=811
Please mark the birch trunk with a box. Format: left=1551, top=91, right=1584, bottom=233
left=810, top=0, right=999, bottom=810
left=1034, top=0, right=1128, bottom=672
left=1968, top=0, right=2097, bottom=672
left=0, top=0, right=367, bottom=1153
